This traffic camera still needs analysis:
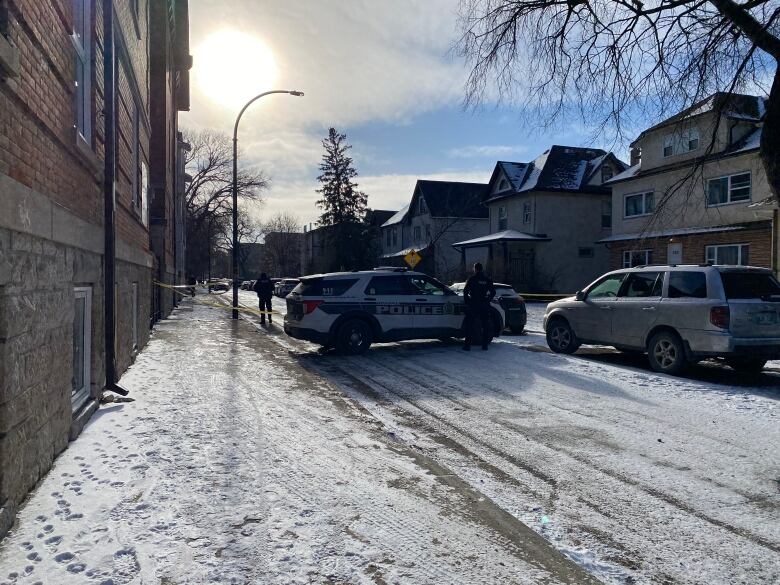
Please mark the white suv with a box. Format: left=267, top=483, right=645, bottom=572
left=283, top=269, right=505, bottom=354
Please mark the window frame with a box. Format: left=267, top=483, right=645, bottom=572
left=419, top=197, right=428, bottom=215
left=72, top=0, right=92, bottom=146
left=705, top=243, right=750, bottom=266
left=522, top=201, right=532, bottom=224
left=72, top=286, right=92, bottom=412
left=498, top=205, right=508, bottom=231
left=601, top=200, right=612, bottom=228
left=601, top=166, right=613, bottom=183
left=706, top=172, right=752, bottom=207
left=622, top=249, right=653, bottom=268
left=662, top=128, right=700, bottom=158
left=623, top=191, right=654, bottom=218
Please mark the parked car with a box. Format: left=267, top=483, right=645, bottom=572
left=240, top=279, right=255, bottom=291
left=207, top=278, right=230, bottom=292
left=450, top=281, right=527, bottom=334
left=275, top=278, right=300, bottom=297
left=284, top=268, right=506, bottom=354
left=543, top=265, right=780, bottom=375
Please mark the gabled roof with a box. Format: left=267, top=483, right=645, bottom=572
left=366, top=209, right=396, bottom=227
left=486, top=146, right=623, bottom=201
left=381, top=204, right=410, bottom=227
left=633, top=93, right=767, bottom=144
left=415, top=180, right=488, bottom=218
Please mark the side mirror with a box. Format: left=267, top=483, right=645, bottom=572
left=575, top=290, right=586, bottom=301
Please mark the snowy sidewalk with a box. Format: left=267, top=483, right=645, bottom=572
left=0, top=301, right=598, bottom=585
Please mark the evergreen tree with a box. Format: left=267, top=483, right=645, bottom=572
left=315, top=128, right=371, bottom=271
left=316, top=128, right=367, bottom=226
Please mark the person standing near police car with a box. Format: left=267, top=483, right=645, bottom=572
left=463, top=262, right=496, bottom=351
left=253, top=273, right=274, bottom=325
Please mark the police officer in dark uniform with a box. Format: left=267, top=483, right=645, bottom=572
left=253, top=273, right=274, bottom=325
left=463, top=262, right=496, bottom=351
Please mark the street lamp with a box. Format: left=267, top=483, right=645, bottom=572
left=232, top=90, right=304, bottom=319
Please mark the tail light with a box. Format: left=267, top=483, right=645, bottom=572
left=303, top=300, right=324, bottom=314
left=710, top=306, right=730, bottom=329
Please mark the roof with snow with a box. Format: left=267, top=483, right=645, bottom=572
left=452, top=229, right=551, bottom=249
left=487, top=146, right=626, bottom=202
left=382, top=204, right=410, bottom=227
left=635, top=93, right=767, bottom=143
left=366, top=209, right=396, bottom=227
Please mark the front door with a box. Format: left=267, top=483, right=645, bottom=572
left=72, top=287, right=92, bottom=412
left=668, top=242, right=682, bottom=264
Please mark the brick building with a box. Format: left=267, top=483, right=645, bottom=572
left=602, top=94, right=779, bottom=276
left=0, top=0, right=190, bottom=537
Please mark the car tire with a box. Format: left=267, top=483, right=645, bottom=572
left=509, top=325, right=525, bottom=335
left=647, top=331, right=686, bottom=375
left=335, top=318, right=373, bottom=355
left=725, top=357, right=767, bottom=373
left=546, top=318, right=580, bottom=354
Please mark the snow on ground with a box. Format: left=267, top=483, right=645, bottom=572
left=0, top=300, right=600, bottom=585
left=236, top=291, right=780, bottom=584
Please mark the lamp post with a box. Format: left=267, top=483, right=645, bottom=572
left=232, top=90, right=304, bottom=319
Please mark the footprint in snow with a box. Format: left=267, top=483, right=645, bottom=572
left=20, top=541, right=34, bottom=550
left=66, top=562, right=86, bottom=573
left=45, top=536, right=62, bottom=547
left=26, top=552, right=42, bottom=562
left=55, top=552, right=74, bottom=563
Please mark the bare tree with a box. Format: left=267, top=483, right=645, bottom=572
left=261, top=212, right=303, bottom=276
left=457, top=0, right=780, bottom=204
left=214, top=207, right=263, bottom=276
left=182, top=129, right=269, bottom=278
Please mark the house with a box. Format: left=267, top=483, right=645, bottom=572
left=0, top=0, right=190, bottom=537
left=602, top=93, right=779, bottom=276
left=453, top=147, right=626, bottom=293
left=302, top=209, right=394, bottom=275
left=381, top=180, right=488, bottom=282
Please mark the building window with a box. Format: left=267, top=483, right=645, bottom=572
left=498, top=206, right=508, bottom=231
left=425, top=224, right=431, bottom=239
left=707, top=172, right=751, bottom=206
left=601, top=166, right=614, bottom=183
left=419, top=197, right=427, bottom=215
left=663, top=128, right=699, bottom=157
left=623, top=250, right=652, bottom=268
left=392, top=227, right=397, bottom=247
left=386, top=229, right=391, bottom=247
left=132, top=104, right=142, bottom=210
left=72, top=287, right=92, bottom=411
left=579, top=247, right=594, bottom=258
left=72, top=0, right=92, bottom=145
left=706, top=243, right=749, bottom=266
left=601, top=200, right=612, bottom=228
left=414, top=226, right=421, bottom=242
left=498, top=178, right=509, bottom=191
left=624, top=191, right=654, bottom=218
left=522, top=202, right=532, bottom=224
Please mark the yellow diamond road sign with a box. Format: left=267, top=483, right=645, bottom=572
left=404, top=249, right=422, bottom=269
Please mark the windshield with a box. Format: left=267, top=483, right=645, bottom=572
left=720, top=272, right=780, bottom=300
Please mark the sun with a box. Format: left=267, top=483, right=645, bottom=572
left=194, top=30, right=279, bottom=110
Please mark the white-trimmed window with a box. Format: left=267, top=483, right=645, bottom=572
left=706, top=243, right=749, bottom=266
left=522, top=202, right=532, bottom=224
left=72, top=287, right=92, bottom=411
left=623, top=250, right=652, bottom=268
left=72, top=0, right=92, bottom=144
left=663, top=128, right=699, bottom=157
left=132, top=104, right=142, bottom=210
left=624, top=191, right=654, bottom=218
left=498, top=206, right=508, bottom=230
left=707, top=172, right=751, bottom=206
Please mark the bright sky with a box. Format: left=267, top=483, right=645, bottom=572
left=180, top=0, right=621, bottom=228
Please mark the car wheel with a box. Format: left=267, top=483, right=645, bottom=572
left=647, top=331, right=686, bottom=375
left=509, top=325, right=525, bottom=335
left=546, top=318, right=580, bottom=354
left=725, top=357, right=767, bottom=373
left=336, top=319, right=373, bottom=355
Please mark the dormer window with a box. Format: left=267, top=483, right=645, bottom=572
left=498, top=178, right=509, bottom=191
left=601, top=166, right=613, bottom=183
left=663, top=128, right=699, bottom=157
left=419, top=197, right=428, bottom=215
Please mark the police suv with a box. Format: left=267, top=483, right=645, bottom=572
left=283, top=268, right=505, bottom=354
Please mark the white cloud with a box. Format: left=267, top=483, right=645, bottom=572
left=447, top=145, right=529, bottom=159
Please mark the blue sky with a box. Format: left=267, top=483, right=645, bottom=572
left=180, top=0, right=629, bottom=226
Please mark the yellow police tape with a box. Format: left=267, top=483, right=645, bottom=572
left=153, top=280, right=276, bottom=316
